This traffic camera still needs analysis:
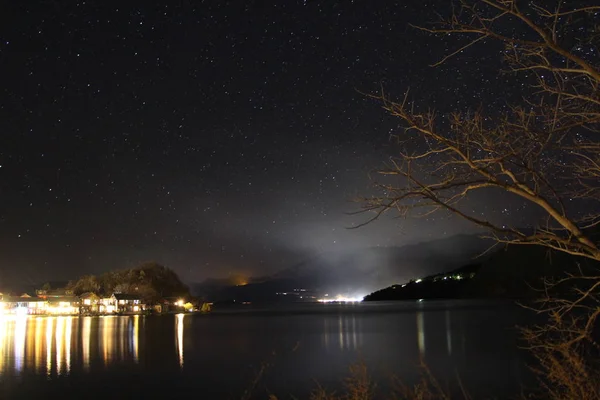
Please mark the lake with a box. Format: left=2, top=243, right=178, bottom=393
left=0, top=300, right=532, bottom=399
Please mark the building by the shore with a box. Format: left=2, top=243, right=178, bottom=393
left=0, top=291, right=145, bottom=316
left=0, top=290, right=196, bottom=316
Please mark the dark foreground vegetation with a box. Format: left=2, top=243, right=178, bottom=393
left=242, top=360, right=530, bottom=400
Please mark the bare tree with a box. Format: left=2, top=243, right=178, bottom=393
left=359, top=1, right=600, bottom=397
left=360, top=1, right=600, bottom=266
left=362, top=1, right=600, bottom=257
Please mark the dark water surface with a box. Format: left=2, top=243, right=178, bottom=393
left=0, top=300, right=532, bottom=399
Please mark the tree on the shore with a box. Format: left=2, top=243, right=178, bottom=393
left=359, top=1, right=600, bottom=397
left=67, top=274, right=100, bottom=295
left=68, top=262, right=189, bottom=303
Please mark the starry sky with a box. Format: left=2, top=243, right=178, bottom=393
left=0, top=1, right=536, bottom=285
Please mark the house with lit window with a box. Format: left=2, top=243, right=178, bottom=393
left=98, top=296, right=115, bottom=314
left=79, top=292, right=101, bottom=314
left=0, top=294, right=47, bottom=315
left=32, top=288, right=80, bottom=315
left=112, top=293, right=144, bottom=313
left=46, top=295, right=80, bottom=315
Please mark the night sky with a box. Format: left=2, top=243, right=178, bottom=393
left=0, top=1, right=530, bottom=285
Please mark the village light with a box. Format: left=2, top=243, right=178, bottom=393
left=176, top=299, right=184, bottom=307
left=15, top=306, right=28, bottom=317
left=317, top=295, right=363, bottom=303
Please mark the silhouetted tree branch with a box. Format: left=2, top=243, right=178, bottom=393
left=361, top=0, right=600, bottom=262
left=359, top=2, right=600, bottom=397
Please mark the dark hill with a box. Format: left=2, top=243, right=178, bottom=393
left=365, top=244, right=600, bottom=301
left=469, top=245, right=599, bottom=298
left=364, top=264, right=481, bottom=301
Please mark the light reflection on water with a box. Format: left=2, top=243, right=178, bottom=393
left=0, top=315, right=148, bottom=377
left=0, top=307, right=472, bottom=380
left=82, top=316, right=90, bottom=371
left=0, top=303, right=527, bottom=399
left=56, top=316, right=64, bottom=374
left=13, top=314, right=26, bottom=372
left=132, top=315, right=139, bottom=363
left=176, top=313, right=184, bottom=368
left=323, top=314, right=362, bottom=351
left=45, top=317, right=52, bottom=376
left=416, top=311, right=425, bottom=355
left=414, top=309, right=460, bottom=359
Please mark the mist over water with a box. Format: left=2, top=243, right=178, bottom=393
left=238, top=234, right=494, bottom=299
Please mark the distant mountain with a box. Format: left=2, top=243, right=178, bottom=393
left=365, top=242, right=600, bottom=301
left=192, top=234, right=494, bottom=302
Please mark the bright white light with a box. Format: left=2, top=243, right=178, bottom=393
left=317, top=295, right=363, bottom=303
left=415, top=279, right=423, bottom=283
left=15, top=307, right=28, bottom=317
